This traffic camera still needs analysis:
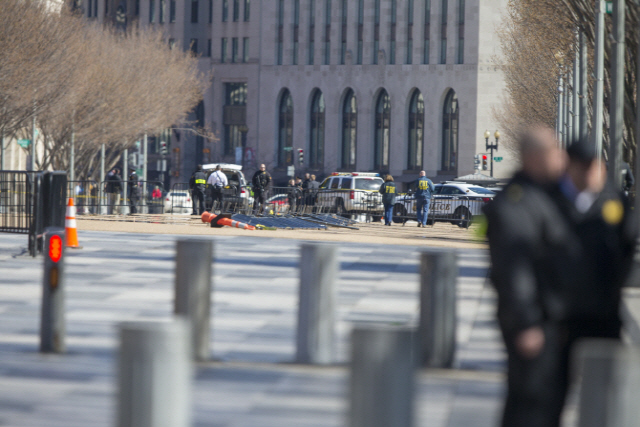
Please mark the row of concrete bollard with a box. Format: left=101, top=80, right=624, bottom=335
left=39, top=235, right=640, bottom=426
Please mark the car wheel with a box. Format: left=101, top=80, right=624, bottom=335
left=392, top=204, right=406, bottom=224
left=454, top=207, right=472, bottom=228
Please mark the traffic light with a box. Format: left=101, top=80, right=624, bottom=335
left=160, top=141, right=168, bottom=155
left=482, top=155, right=488, bottom=170
left=298, top=148, right=304, bottom=165
left=474, top=154, right=481, bottom=170
left=41, top=227, right=66, bottom=353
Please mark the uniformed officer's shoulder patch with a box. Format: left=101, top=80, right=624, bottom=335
left=601, top=199, right=624, bottom=225
left=506, top=184, right=524, bottom=203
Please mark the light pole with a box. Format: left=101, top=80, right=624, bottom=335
left=484, top=130, right=500, bottom=178
left=238, top=124, right=248, bottom=168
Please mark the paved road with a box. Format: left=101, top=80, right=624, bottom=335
left=0, top=231, right=504, bottom=427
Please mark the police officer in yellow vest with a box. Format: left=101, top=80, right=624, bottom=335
left=414, top=170, right=435, bottom=227
left=189, top=164, right=207, bottom=215
left=379, top=174, right=397, bottom=226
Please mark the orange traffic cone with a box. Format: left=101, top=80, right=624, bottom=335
left=65, top=198, right=81, bottom=248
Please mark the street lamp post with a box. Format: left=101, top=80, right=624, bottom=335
left=238, top=125, right=248, bottom=168
left=484, top=130, right=500, bottom=178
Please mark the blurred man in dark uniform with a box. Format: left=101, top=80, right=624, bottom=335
left=484, top=128, right=637, bottom=427
left=190, top=164, right=207, bottom=215
left=252, top=164, right=272, bottom=214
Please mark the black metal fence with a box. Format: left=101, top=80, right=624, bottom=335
left=0, top=170, right=37, bottom=234
left=391, top=195, right=488, bottom=228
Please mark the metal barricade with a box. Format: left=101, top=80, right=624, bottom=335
left=391, top=194, right=487, bottom=228
left=99, top=180, right=165, bottom=215
left=0, top=170, right=36, bottom=233
left=66, top=180, right=99, bottom=215
left=168, top=183, right=193, bottom=214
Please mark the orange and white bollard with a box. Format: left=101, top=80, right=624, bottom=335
left=65, top=198, right=81, bottom=248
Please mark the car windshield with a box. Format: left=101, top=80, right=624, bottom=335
left=468, top=186, right=495, bottom=195
left=355, top=178, right=383, bottom=191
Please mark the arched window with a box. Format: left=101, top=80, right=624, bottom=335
left=309, top=90, right=325, bottom=168
left=278, top=89, right=293, bottom=166
left=342, top=89, right=357, bottom=169
left=374, top=90, right=390, bottom=170
left=408, top=90, right=424, bottom=170
left=442, top=89, right=459, bottom=171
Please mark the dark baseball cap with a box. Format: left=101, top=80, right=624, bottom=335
left=567, top=139, right=597, bottom=163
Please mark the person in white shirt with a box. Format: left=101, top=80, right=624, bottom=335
left=206, top=165, right=228, bottom=211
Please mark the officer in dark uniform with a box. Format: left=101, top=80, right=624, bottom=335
left=128, top=171, right=140, bottom=214
left=190, top=165, right=207, bottom=215
left=252, top=164, right=272, bottom=214
left=378, top=174, right=397, bottom=226
left=414, top=171, right=435, bottom=227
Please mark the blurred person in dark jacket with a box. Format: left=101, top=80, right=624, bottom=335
left=484, top=128, right=637, bottom=427
left=378, top=174, right=397, bottom=226
left=128, top=171, right=140, bottom=214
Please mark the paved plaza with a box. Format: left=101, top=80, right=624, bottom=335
left=1, top=230, right=508, bottom=426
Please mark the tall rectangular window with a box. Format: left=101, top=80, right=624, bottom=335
left=221, top=38, right=228, bottom=62
left=232, top=37, right=239, bottom=63
left=389, top=0, right=396, bottom=64
left=222, top=0, right=228, bottom=21
left=223, top=83, right=248, bottom=156
left=135, top=0, right=140, bottom=16
left=149, top=0, right=155, bottom=23
left=207, top=39, right=212, bottom=57
left=424, top=0, right=431, bottom=63
left=191, top=0, right=198, bottom=23
left=168, top=38, right=175, bottom=49
left=293, top=0, right=300, bottom=65
left=190, top=39, right=198, bottom=55
left=440, top=0, right=447, bottom=64
left=357, top=0, right=363, bottom=64
left=244, top=0, right=250, bottom=21
left=373, top=0, right=380, bottom=64
left=208, top=0, right=212, bottom=23
left=407, top=0, right=414, bottom=64
left=277, top=0, right=284, bottom=65
left=159, top=0, right=165, bottom=23
left=243, top=37, right=249, bottom=62
left=324, top=0, right=331, bottom=65
left=308, top=0, right=315, bottom=64
left=233, top=0, right=239, bottom=21
left=457, top=0, right=464, bottom=64
left=340, top=0, right=347, bottom=64
left=170, top=0, right=176, bottom=22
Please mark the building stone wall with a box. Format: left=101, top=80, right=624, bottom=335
left=87, top=0, right=514, bottom=187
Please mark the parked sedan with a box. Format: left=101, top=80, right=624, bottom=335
left=163, top=191, right=193, bottom=214
left=393, top=182, right=495, bottom=227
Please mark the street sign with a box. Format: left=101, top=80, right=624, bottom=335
left=605, top=1, right=612, bottom=14
left=283, top=147, right=294, bottom=151
left=494, top=157, right=503, bottom=162
left=17, top=139, right=31, bottom=148
left=287, top=165, right=295, bottom=177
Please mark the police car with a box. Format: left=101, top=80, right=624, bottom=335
left=201, top=163, right=251, bottom=210
left=392, top=182, right=495, bottom=227
left=316, top=172, right=384, bottom=217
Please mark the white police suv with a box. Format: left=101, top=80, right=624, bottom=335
left=392, top=182, right=495, bottom=227
left=316, top=172, right=384, bottom=217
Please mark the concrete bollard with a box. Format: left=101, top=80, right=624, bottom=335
left=418, top=249, right=457, bottom=368
left=174, top=239, right=213, bottom=361
left=349, top=326, right=416, bottom=427
left=40, top=227, right=66, bottom=353
left=576, top=339, right=640, bottom=427
left=295, top=243, right=338, bottom=364
left=117, top=319, right=192, bottom=427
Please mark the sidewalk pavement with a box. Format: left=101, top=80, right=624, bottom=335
left=0, top=231, right=507, bottom=427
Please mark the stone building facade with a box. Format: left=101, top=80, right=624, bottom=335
left=90, top=0, right=515, bottom=187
